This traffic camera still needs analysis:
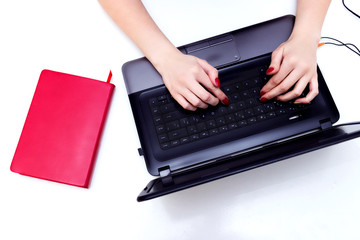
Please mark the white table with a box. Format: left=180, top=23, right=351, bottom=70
left=1, top=0, right=360, bottom=239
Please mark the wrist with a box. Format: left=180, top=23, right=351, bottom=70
left=289, top=30, right=321, bottom=47
left=149, top=45, right=183, bottom=73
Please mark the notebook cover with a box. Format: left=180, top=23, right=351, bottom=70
left=11, top=70, right=115, bottom=187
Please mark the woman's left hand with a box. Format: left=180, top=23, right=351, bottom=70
left=260, top=34, right=320, bottom=104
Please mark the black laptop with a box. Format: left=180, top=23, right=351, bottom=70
left=122, top=15, right=360, bottom=202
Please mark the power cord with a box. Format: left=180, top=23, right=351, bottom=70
left=318, top=36, right=360, bottom=57
left=342, top=0, right=360, bottom=19
left=318, top=1, right=359, bottom=55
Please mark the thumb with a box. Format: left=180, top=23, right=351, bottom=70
left=267, top=45, right=284, bottom=75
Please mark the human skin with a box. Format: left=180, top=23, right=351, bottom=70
left=260, top=0, right=331, bottom=104
left=98, top=0, right=331, bottom=109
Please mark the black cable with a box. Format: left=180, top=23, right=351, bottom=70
left=321, top=36, right=360, bottom=56
left=342, top=0, right=360, bottom=19
left=323, top=42, right=360, bottom=56
left=321, top=36, right=360, bottom=53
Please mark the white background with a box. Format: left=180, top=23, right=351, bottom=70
left=1, top=0, right=360, bottom=239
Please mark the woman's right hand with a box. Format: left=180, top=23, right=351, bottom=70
left=156, top=51, right=229, bottom=111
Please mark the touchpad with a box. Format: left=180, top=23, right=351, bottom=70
left=185, top=34, right=240, bottom=68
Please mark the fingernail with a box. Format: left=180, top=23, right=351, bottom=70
left=260, top=96, right=268, bottom=103
left=266, top=67, right=274, bottom=75
left=260, top=90, right=266, bottom=96
left=215, top=77, right=220, bottom=88
left=222, top=97, right=229, bottom=106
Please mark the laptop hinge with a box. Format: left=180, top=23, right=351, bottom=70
left=159, top=166, right=174, bottom=186
left=320, top=118, right=332, bottom=130
left=137, top=148, right=144, bottom=156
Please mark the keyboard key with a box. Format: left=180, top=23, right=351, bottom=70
left=248, top=117, right=257, bottom=124
left=228, top=104, right=237, bottom=112
left=238, top=120, right=248, bottom=127
left=229, top=123, right=238, bottom=129
left=276, top=109, right=287, bottom=115
left=206, top=120, right=216, bottom=129
left=219, top=126, right=228, bottom=133
left=168, top=128, right=187, bottom=140
left=171, top=140, right=180, bottom=147
left=156, top=125, right=166, bottom=134
left=196, top=122, right=207, bottom=132
left=254, top=106, right=265, bottom=114
left=264, top=103, right=275, bottom=112
left=230, top=93, right=240, bottom=102
left=161, top=142, right=170, bottom=149
left=150, top=98, right=158, bottom=106
left=157, top=95, right=168, bottom=103
left=154, top=116, right=162, bottom=125
left=216, top=107, right=228, bottom=115
left=216, top=117, right=226, bottom=126
left=234, top=111, right=245, bottom=120
left=242, top=81, right=250, bottom=88
left=266, top=112, right=276, bottom=118
left=209, top=128, right=219, bottom=135
left=180, top=137, right=191, bottom=144
left=166, top=120, right=180, bottom=131
left=190, top=134, right=200, bottom=141
left=158, top=134, right=169, bottom=143
left=244, top=109, right=255, bottom=117
left=199, top=131, right=209, bottom=138
left=240, top=90, right=250, bottom=99
left=237, top=101, right=246, bottom=109
left=250, top=88, right=260, bottom=96
left=163, top=112, right=182, bottom=122
left=189, top=116, right=200, bottom=124
left=226, top=114, right=236, bottom=123
left=224, top=86, right=232, bottom=94
left=245, top=98, right=257, bottom=107
left=257, top=114, right=267, bottom=121
left=187, top=125, right=197, bottom=134
left=180, top=118, right=190, bottom=127
left=160, top=103, right=176, bottom=113
left=152, top=107, right=160, bottom=116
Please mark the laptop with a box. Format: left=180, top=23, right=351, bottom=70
left=122, top=15, right=360, bottom=202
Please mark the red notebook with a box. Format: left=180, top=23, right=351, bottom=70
left=11, top=70, right=115, bottom=187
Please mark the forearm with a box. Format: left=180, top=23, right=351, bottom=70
left=291, top=0, right=331, bottom=43
left=98, top=0, right=180, bottom=70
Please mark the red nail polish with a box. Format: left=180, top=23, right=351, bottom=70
left=266, top=67, right=274, bottom=75
left=222, top=97, right=229, bottom=106
left=215, top=78, right=220, bottom=88
left=260, top=90, right=266, bottom=96
left=260, top=96, right=267, bottom=103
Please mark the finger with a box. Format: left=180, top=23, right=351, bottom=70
left=260, top=61, right=293, bottom=95
left=191, top=81, right=219, bottom=107
left=196, top=71, right=229, bottom=106
left=196, top=58, right=220, bottom=87
left=182, top=88, right=208, bottom=109
left=294, top=74, right=319, bottom=104
left=260, top=68, right=302, bottom=102
left=172, top=93, right=197, bottom=111
left=276, top=76, right=310, bottom=102
left=266, top=44, right=284, bottom=75
left=210, top=87, right=229, bottom=106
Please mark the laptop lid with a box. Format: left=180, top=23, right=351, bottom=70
left=137, top=122, right=360, bottom=201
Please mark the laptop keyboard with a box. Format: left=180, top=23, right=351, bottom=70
left=149, top=65, right=308, bottom=150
